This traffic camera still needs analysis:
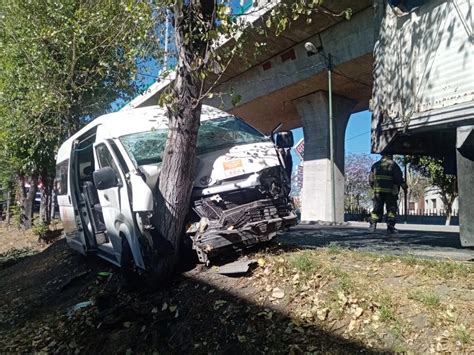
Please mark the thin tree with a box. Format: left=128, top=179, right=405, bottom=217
left=151, top=0, right=352, bottom=277
left=406, top=156, right=458, bottom=225
left=0, top=0, right=160, bottom=228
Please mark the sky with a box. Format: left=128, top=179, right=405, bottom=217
left=119, top=0, right=377, bottom=162
left=290, top=109, right=378, bottom=168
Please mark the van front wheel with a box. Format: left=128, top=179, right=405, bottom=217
left=120, top=236, right=139, bottom=287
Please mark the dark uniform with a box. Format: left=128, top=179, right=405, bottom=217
left=369, top=155, right=406, bottom=233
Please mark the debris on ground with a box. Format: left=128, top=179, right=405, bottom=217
left=0, top=225, right=473, bottom=353
left=214, top=258, right=256, bottom=275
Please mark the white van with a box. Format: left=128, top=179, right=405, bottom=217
left=55, top=105, right=296, bottom=274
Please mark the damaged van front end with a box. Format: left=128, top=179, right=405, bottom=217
left=188, top=147, right=296, bottom=263
left=120, top=111, right=297, bottom=264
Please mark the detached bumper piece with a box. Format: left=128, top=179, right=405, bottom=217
left=190, top=198, right=297, bottom=263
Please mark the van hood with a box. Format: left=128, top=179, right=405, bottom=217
left=194, top=142, right=279, bottom=189
left=137, top=142, right=281, bottom=193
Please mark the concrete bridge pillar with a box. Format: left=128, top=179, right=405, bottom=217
left=456, top=125, right=474, bottom=247
left=294, top=92, right=355, bottom=222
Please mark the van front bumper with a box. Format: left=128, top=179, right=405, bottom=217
left=191, top=212, right=297, bottom=263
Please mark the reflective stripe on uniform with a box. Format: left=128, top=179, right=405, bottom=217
left=374, top=187, right=393, bottom=193
left=374, top=175, right=393, bottom=181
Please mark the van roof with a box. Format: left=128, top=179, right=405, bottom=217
left=56, top=105, right=232, bottom=163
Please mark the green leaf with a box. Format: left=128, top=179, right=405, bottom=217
left=265, top=17, right=272, bottom=28
left=231, top=94, right=242, bottom=107
left=345, top=9, right=353, bottom=20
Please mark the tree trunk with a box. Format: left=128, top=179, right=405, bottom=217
left=440, top=193, right=455, bottom=226
left=149, top=1, right=213, bottom=280
left=39, top=177, right=53, bottom=225
left=5, top=189, right=11, bottom=225
left=23, top=176, right=38, bottom=229
left=445, top=211, right=452, bottom=226
left=39, top=187, right=46, bottom=224
left=50, top=180, right=56, bottom=221
left=16, top=176, right=27, bottom=228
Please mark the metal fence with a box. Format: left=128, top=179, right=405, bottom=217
left=345, top=207, right=458, bottom=217
left=344, top=207, right=459, bottom=225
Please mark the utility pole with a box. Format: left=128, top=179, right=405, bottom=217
left=404, top=157, right=408, bottom=223
left=327, top=53, right=336, bottom=223
left=164, top=9, right=170, bottom=70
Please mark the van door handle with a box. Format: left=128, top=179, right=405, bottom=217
left=104, top=194, right=109, bottom=201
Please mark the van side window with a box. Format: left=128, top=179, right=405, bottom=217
left=95, top=144, right=122, bottom=184
left=55, top=160, right=69, bottom=195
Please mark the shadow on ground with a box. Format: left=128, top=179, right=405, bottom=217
left=0, top=238, right=386, bottom=353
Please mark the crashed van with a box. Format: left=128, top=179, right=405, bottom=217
left=55, top=105, right=297, bottom=273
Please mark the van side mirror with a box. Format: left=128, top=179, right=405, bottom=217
left=93, top=167, right=119, bottom=190
left=275, top=131, right=294, bottom=149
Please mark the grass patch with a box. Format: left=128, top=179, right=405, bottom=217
left=0, top=247, right=38, bottom=269
left=289, top=251, right=319, bottom=274
left=454, top=324, right=471, bottom=345
left=329, top=266, right=353, bottom=292
left=408, top=290, right=440, bottom=308
left=355, top=250, right=474, bottom=280
left=402, top=254, right=418, bottom=266
left=326, top=244, right=342, bottom=255
left=423, top=260, right=473, bottom=279
left=392, top=343, right=408, bottom=353
left=378, top=294, right=398, bottom=323
left=380, top=254, right=397, bottom=263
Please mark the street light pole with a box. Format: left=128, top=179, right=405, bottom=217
left=327, top=53, right=336, bottom=223
left=404, top=157, right=408, bottom=223
left=164, top=9, right=170, bottom=69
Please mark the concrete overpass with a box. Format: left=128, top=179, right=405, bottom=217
left=125, top=0, right=381, bottom=223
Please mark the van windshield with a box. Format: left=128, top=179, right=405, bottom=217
left=120, top=116, right=269, bottom=166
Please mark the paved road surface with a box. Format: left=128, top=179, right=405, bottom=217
left=278, top=222, right=474, bottom=262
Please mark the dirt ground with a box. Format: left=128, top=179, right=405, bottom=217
left=0, top=225, right=473, bottom=354
left=0, top=225, right=44, bottom=254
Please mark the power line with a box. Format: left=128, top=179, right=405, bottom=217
left=345, top=130, right=370, bottom=141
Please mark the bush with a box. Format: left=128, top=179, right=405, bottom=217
left=31, top=222, right=49, bottom=240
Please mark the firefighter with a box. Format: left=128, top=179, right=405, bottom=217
left=369, top=154, right=407, bottom=233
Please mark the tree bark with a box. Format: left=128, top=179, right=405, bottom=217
left=39, top=176, right=53, bottom=224
left=5, top=189, right=11, bottom=225
left=445, top=212, right=452, bottom=226
left=149, top=0, right=214, bottom=279
left=16, top=176, right=27, bottom=228
left=23, top=176, right=38, bottom=229
left=440, top=192, right=457, bottom=226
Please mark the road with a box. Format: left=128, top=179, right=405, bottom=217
left=278, top=222, right=474, bottom=262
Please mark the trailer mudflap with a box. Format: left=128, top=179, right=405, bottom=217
left=191, top=214, right=297, bottom=263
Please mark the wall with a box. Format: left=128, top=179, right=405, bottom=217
left=371, top=0, right=474, bottom=152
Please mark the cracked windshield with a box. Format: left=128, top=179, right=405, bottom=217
left=120, top=116, right=269, bottom=165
